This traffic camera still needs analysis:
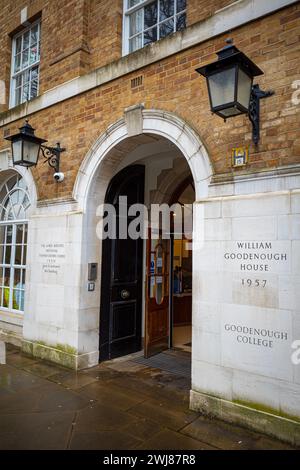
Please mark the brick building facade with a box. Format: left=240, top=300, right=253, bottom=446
left=0, top=0, right=299, bottom=444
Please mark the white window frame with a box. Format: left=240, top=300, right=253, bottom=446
left=122, top=0, right=187, bottom=56
left=9, top=19, right=41, bottom=109
left=0, top=174, right=31, bottom=314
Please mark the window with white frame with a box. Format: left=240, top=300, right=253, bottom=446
left=124, top=0, right=186, bottom=54
left=10, top=20, right=41, bottom=108
left=0, top=174, right=31, bottom=313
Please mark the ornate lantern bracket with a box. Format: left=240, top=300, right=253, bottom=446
left=248, top=84, right=275, bottom=146
left=40, top=143, right=65, bottom=173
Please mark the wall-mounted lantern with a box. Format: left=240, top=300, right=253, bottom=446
left=196, top=40, right=274, bottom=145
left=5, top=120, right=65, bottom=181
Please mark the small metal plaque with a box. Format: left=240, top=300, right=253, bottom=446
left=232, top=147, right=249, bottom=167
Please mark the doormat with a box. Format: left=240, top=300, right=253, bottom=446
left=131, top=350, right=191, bottom=378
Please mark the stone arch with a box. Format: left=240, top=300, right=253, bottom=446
left=0, top=166, right=37, bottom=216
left=73, top=109, right=213, bottom=210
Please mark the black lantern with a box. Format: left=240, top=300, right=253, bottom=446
left=196, top=40, right=274, bottom=144
left=5, top=120, right=47, bottom=167
left=5, top=120, right=65, bottom=174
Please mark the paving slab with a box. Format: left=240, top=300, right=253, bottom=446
left=136, top=429, right=216, bottom=450
left=128, top=398, right=199, bottom=431
left=0, top=410, right=74, bottom=450
left=0, top=346, right=296, bottom=450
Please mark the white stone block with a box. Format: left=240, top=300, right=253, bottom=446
left=220, top=303, right=293, bottom=381
left=232, top=216, right=277, bottom=241
left=291, top=193, right=300, bottom=214
left=193, top=328, right=221, bottom=365
left=232, top=370, right=280, bottom=411
left=204, top=218, right=232, bottom=241
left=222, top=194, right=289, bottom=218
left=193, top=301, right=221, bottom=334
left=192, top=359, right=233, bottom=401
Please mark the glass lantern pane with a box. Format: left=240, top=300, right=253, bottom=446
left=208, top=67, right=236, bottom=108
left=23, top=140, right=40, bottom=165
left=237, top=68, right=252, bottom=110
left=12, top=140, right=23, bottom=163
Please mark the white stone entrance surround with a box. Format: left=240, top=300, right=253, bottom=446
left=191, top=164, right=300, bottom=446
left=21, top=110, right=212, bottom=368
left=17, top=110, right=300, bottom=444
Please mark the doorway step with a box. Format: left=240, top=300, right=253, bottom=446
left=131, top=349, right=191, bottom=379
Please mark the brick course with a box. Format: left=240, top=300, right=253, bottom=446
left=0, top=1, right=299, bottom=200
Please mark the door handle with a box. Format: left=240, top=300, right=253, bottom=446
left=120, top=289, right=130, bottom=300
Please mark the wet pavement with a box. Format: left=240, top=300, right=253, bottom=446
left=0, top=343, right=296, bottom=450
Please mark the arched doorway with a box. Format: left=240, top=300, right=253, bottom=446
left=74, top=109, right=212, bottom=368
left=97, top=139, right=196, bottom=362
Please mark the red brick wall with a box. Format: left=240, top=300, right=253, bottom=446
left=0, top=3, right=299, bottom=201
left=187, top=0, right=239, bottom=26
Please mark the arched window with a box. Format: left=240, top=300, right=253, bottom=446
left=0, top=173, right=31, bottom=312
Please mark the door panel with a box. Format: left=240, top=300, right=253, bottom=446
left=145, top=230, right=170, bottom=358
left=99, top=165, right=145, bottom=361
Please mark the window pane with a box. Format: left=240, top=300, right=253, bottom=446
left=0, top=268, right=4, bottom=285
left=30, top=24, right=39, bottom=45
left=144, top=2, right=157, bottom=29
left=24, top=225, right=28, bottom=245
left=129, top=9, right=143, bottom=36
left=22, top=82, right=30, bottom=102
left=177, top=0, right=186, bottom=12
left=16, top=36, right=22, bottom=54
left=176, top=13, right=186, bottom=31
left=4, top=268, right=11, bottom=286
left=144, top=27, right=157, bottom=45
left=5, top=245, right=11, bottom=265
left=16, top=224, right=24, bottom=244
left=5, top=226, right=13, bottom=244
left=159, top=0, right=174, bottom=21
left=3, top=287, right=9, bottom=308
left=23, top=31, right=30, bottom=50
left=15, top=86, right=22, bottom=106
left=129, top=34, right=143, bottom=52
left=15, top=75, right=22, bottom=88
left=22, top=48, right=29, bottom=68
left=128, top=0, right=142, bottom=7
left=0, top=226, right=5, bottom=244
left=13, top=290, right=24, bottom=311
left=30, top=43, right=39, bottom=64
left=15, top=246, right=22, bottom=265
left=14, top=53, right=21, bottom=73
left=14, top=268, right=22, bottom=286
left=30, top=79, right=38, bottom=99
left=159, top=18, right=174, bottom=38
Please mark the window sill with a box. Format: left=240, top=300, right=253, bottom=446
left=0, top=309, right=23, bottom=327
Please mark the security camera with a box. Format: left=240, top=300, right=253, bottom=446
left=53, top=172, right=64, bottom=182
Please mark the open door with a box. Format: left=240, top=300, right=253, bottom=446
left=145, top=229, right=170, bottom=358
left=99, top=165, right=145, bottom=361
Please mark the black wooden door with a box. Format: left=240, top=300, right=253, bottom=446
left=99, top=165, right=145, bottom=361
